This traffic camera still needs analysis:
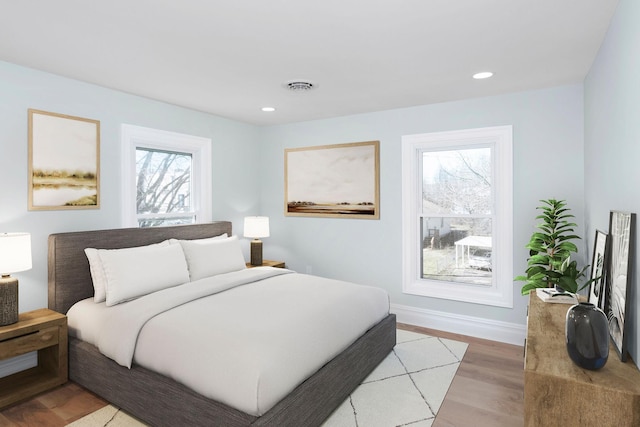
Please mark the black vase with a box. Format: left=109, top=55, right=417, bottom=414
left=565, top=302, right=609, bottom=370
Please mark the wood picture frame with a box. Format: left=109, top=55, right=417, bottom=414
left=28, top=109, right=100, bottom=210
left=605, top=210, right=635, bottom=361
left=285, top=141, right=380, bottom=219
left=588, top=229, right=608, bottom=310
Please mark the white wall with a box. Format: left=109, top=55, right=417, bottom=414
left=585, top=0, right=639, bottom=366
left=259, top=85, right=586, bottom=338
left=0, top=60, right=261, bottom=312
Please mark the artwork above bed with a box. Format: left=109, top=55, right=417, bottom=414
left=48, top=222, right=396, bottom=426
left=285, top=141, right=380, bottom=219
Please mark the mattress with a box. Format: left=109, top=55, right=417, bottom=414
left=67, top=267, right=389, bottom=416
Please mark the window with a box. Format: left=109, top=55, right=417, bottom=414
left=401, top=126, right=513, bottom=307
left=121, top=125, right=212, bottom=227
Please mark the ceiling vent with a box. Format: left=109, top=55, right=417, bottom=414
left=284, top=81, right=316, bottom=92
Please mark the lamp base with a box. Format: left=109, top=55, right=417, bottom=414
left=0, top=276, right=18, bottom=326
left=250, top=239, right=263, bottom=266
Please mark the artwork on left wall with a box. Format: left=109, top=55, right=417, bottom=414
left=28, top=109, right=100, bottom=210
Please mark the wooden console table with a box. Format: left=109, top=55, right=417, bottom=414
left=524, top=293, right=640, bottom=426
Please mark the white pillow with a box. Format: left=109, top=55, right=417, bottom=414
left=178, top=235, right=246, bottom=281
left=85, top=240, right=171, bottom=303
left=85, top=247, right=109, bottom=303
left=98, top=243, right=190, bottom=306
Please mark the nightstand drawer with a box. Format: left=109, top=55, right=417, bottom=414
left=0, top=326, right=59, bottom=360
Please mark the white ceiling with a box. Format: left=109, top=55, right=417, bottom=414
left=0, top=1, right=619, bottom=126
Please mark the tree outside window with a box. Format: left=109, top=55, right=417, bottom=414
left=421, top=147, right=492, bottom=286
left=136, top=148, right=194, bottom=227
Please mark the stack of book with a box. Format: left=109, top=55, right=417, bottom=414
left=535, top=287, right=578, bottom=304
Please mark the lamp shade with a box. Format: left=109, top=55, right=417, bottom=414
left=244, top=217, right=270, bottom=239
left=0, top=233, right=32, bottom=275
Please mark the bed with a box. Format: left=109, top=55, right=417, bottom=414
left=48, top=221, right=396, bottom=426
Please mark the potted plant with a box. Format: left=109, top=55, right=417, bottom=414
left=515, top=199, right=594, bottom=295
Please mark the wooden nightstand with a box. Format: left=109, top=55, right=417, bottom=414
left=246, top=260, right=285, bottom=268
left=0, top=308, right=68, bottom=408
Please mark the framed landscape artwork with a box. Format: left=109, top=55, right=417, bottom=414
left=28, top=109, right=100, bottom=210
left=605, top=210, right=635, bottom=361
left=588, top=229, right=608, bottom=310
left=285, top=141, right=380, bottom=219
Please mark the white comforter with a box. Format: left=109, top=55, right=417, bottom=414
left=67, top=268, right=389, bottom=416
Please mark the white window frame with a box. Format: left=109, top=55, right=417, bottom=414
left=121, top=124, right=212, bottom=227
left=401, top=126, right=513, bottom=308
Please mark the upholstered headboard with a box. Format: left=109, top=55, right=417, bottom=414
left=48, top=221, right=233, bottom=314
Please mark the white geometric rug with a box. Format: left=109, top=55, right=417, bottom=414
left=69, top=330, right=467, bottom=427
left=322, top=329, right=468, bottom=427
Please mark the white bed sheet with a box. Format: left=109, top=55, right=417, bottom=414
left=67, top=268, right=389, bottom=416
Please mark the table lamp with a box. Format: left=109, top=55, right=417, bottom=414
left=244, top=217, right=270, bottom=266
left=0, top=233, right=32, bottom=326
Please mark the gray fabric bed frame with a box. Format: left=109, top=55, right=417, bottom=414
left=48, top=222, right=396, bottom=426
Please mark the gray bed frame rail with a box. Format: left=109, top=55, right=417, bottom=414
left=48, top=222, right=396, bottom=426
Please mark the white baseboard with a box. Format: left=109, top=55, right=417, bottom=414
left=391, top=303, right=526, bottom=346
left=0, top=352, right=37, bottom=378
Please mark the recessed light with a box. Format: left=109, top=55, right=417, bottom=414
left=261, top=107, right=276, bottom=112
left=473, top=72, right=494, bottom=79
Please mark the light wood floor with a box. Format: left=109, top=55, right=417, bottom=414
left=0, top=324, right=524, bottom=426
left=398, top=324, right=525, bottom=427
